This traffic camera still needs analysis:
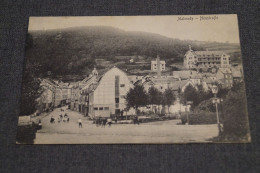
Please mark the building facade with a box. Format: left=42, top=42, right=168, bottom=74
left=151, top=56, right=166, bottom=72
left=216, top=68, right=233, bottom=88
left=184, top=46, right=231, bottom=70
left=88, top=67, right=133, bottom=118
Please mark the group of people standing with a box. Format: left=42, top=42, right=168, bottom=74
left=94, top=117, right=112, bottom=127
left=50, top=108, right=70, bottom=124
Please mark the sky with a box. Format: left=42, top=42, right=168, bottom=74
left=28, top=15, right=240, bottom=43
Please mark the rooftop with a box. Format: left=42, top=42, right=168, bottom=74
left=172, top=70, right=202, bottom=79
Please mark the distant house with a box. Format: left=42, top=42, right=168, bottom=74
left=128, top=75, right=143, bottom=84
left=151, top=56, right=166, bottom=72
left=70, top=68, right=99, bottom=115
left=38, top=79, right=58, bottom=111
left=169, top=80, right=196, bottom=93
left=231, top=68, right=243, bottom=83
left=88, top=67, right=133, bottom=118
left=172, top=70, right=202, bottom=85
left=184, top=45, right=231, bottom=69
left=129, top=58, right=135, bottom=64
left=216, top=68, right=233, bottom=88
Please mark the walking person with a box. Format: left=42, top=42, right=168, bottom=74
left=78, top=118, right=82, bottom=128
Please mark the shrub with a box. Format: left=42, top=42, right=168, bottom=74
left=181, top=111, right=217, bottom=125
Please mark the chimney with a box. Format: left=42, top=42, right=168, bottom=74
left=157, top=55, right=161, bottom=78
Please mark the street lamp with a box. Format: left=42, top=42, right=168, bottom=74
left=211, top=85, right=221, bottom=135
left=185, top=101, right=193, bottom=125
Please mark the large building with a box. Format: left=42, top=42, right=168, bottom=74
left=183, top=45, right=231, bottom=70
left=151, top=56, right=166, bottom=72
left=88, top=67, right=133, bottom=118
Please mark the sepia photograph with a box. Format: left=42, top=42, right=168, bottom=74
left=17, top=15, right=250, bottom=144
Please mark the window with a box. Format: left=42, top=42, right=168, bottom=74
left=104, top=107, right=109, bottom=110
left=115, top=98, right=119, bottom=103
left=99, top=107, right=103, bottom=111
left=94, top=107, right=98, bottom=111
left=120, top=84, right=125, bottom=87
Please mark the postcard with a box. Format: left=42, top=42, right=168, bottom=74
left=16, top=15, right=250, bottom=144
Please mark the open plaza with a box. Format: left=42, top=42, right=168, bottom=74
left=33, top=107, right=218, bottom=144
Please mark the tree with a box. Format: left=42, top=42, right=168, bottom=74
left=164, top=88, right=176, bottom=113
left=148, top=86, right=161, bottom=112
left=180, top=84, right=199, bottom=109
left=126, top=85, right=148, bottom=115
left=221, top=82, right=250, bottom=141
left=19, top=62, right=43, bottom=115
left=19, top=34, right=43, bottom=115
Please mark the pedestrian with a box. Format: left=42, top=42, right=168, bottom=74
left=102, top=119, right=107, bottom=128
left=115, top=116, right=118, bottom=124
left=50, top=116, right=55, bottom=123
left=67, top=117, right=70, bottom=123
left=78, top=118, right=82, bottom=128
left=95, top=118, right=99, bottom=127
left=107, top=118, right=112, bottom=127
left=98, top=117, right=102, bottom=126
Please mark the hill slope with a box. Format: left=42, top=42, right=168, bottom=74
left=25, top=26, right=241, bottom=79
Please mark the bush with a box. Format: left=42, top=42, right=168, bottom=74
left=181, top=111, right=217, bottom=125
left=221, top=83, right=250, bottom=141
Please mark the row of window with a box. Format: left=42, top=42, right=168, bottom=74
left=198, top=62, right=221, bottom=65
left=153, top=64, right=165, bottom=66
left=94, top=107, right=109, bottom=111
left=196, top=54, right=221, bottom=57
left=153, top=67, right=165, bottom=70
left=198, top=58, right=221, bottom=61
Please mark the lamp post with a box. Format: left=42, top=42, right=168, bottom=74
left=211, top=85, right=221, bottom=135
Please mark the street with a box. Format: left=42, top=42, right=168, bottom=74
left=34, top=107, right=219, bottom=144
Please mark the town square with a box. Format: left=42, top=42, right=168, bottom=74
left=16, top=15, right=250, bottom=144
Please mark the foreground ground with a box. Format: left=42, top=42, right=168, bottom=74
left=34, top=107, right=219, bottom=144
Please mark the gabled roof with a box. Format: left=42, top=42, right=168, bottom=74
left=218, top=68, right=232, bottom=74
left=202, top=77, right=214, bottom=84
left=192, top=51, right=226, bottom=57
left=88, top=66, right=130, bottom=93
left=81, top=75, right=98, bottom=90
left=169, top=80, right=194, bottom=91
left=201, top=72, right=216, bottom=78
left=151, top=60, right=166, bottom=64
left=232, top=70, right=242, bottom=78
left=172, top=70, right=202, bottom=79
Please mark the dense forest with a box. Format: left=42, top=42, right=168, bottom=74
left=25, top=26, right=242, bottom=79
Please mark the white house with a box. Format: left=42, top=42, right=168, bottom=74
left=151, top=56, right=166, bottom=72
left=88, top=67, right=133, bottom=118
left=184, top=45, right=231, bottom=69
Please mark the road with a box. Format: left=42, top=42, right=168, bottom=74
left=34, top=107, right=219, bottom=144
